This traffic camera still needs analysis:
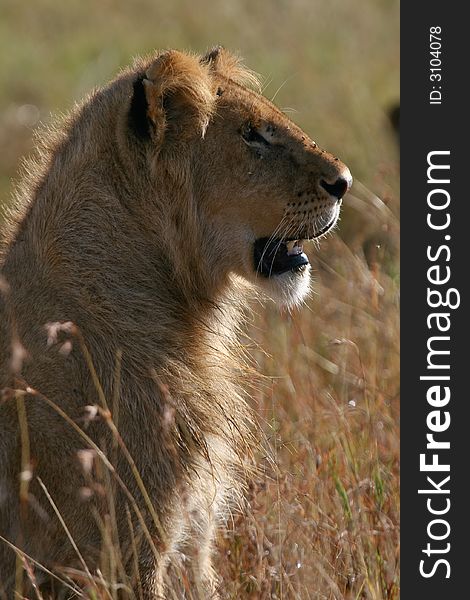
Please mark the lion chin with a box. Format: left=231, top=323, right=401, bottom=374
left=259, top=263, right=312, bottom=309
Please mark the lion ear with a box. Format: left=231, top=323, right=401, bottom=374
left=142, top=50, right=216, bottom=146
left=201, top=46, right=261, bottom=91
left=201, top=45, right=225, bottom=68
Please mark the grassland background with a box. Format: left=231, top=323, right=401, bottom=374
left=0, top=0, right=400, bottom=598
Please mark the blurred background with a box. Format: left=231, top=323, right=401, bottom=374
left=0, top=0, right=399, bottom=598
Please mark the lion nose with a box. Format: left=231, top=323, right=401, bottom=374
left=320, top=171, right=352, bottom=200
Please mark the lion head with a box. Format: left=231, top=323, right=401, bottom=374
left=126, top=47, right=352, bottom=308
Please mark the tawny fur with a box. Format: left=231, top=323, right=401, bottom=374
left=0, top=47, right=350, bottom=598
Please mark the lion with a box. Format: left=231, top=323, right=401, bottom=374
left=0, top=47, right=351, bottom=598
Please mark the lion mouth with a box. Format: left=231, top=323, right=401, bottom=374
left=254, top=212, right=338, bottom=277
left=254, top=238, right=309, bottom=277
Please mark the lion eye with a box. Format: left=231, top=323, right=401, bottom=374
left=241, top=125, right=270, bottom=148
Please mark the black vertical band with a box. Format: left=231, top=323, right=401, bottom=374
left=401, top=4, right=467, bottom=597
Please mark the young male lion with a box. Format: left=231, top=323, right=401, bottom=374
left=0, top=47, right=351, bottom=598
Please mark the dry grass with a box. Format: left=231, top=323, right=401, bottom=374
left=217, top=225, right=400, bottom=599
left=0, top=0, right=399, bottom=597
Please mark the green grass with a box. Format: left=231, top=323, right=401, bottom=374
left=0, top=0, right=399, bottom=597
